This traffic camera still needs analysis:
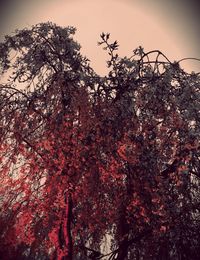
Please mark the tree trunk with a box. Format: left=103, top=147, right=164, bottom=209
left=116, top=205, right=130, bottom=260
left=58, top=194, right=73, bottom=260
left=66, top=194, right=73, bottom=260
left=116, top=240, right=129, bottom=260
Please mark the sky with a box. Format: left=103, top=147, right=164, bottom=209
left=0, top=0, right=200, bottom=76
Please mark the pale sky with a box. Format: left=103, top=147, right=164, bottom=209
left=0, top=0, right=200, bottom=75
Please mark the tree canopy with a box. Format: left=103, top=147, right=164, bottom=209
left=0, top=22, right=200, bottom=260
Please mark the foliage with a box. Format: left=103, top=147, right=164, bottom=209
left=0, top=22, right=200, bottom=259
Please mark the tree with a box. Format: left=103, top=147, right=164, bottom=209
left=0, top=22, right=200, bottom=259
